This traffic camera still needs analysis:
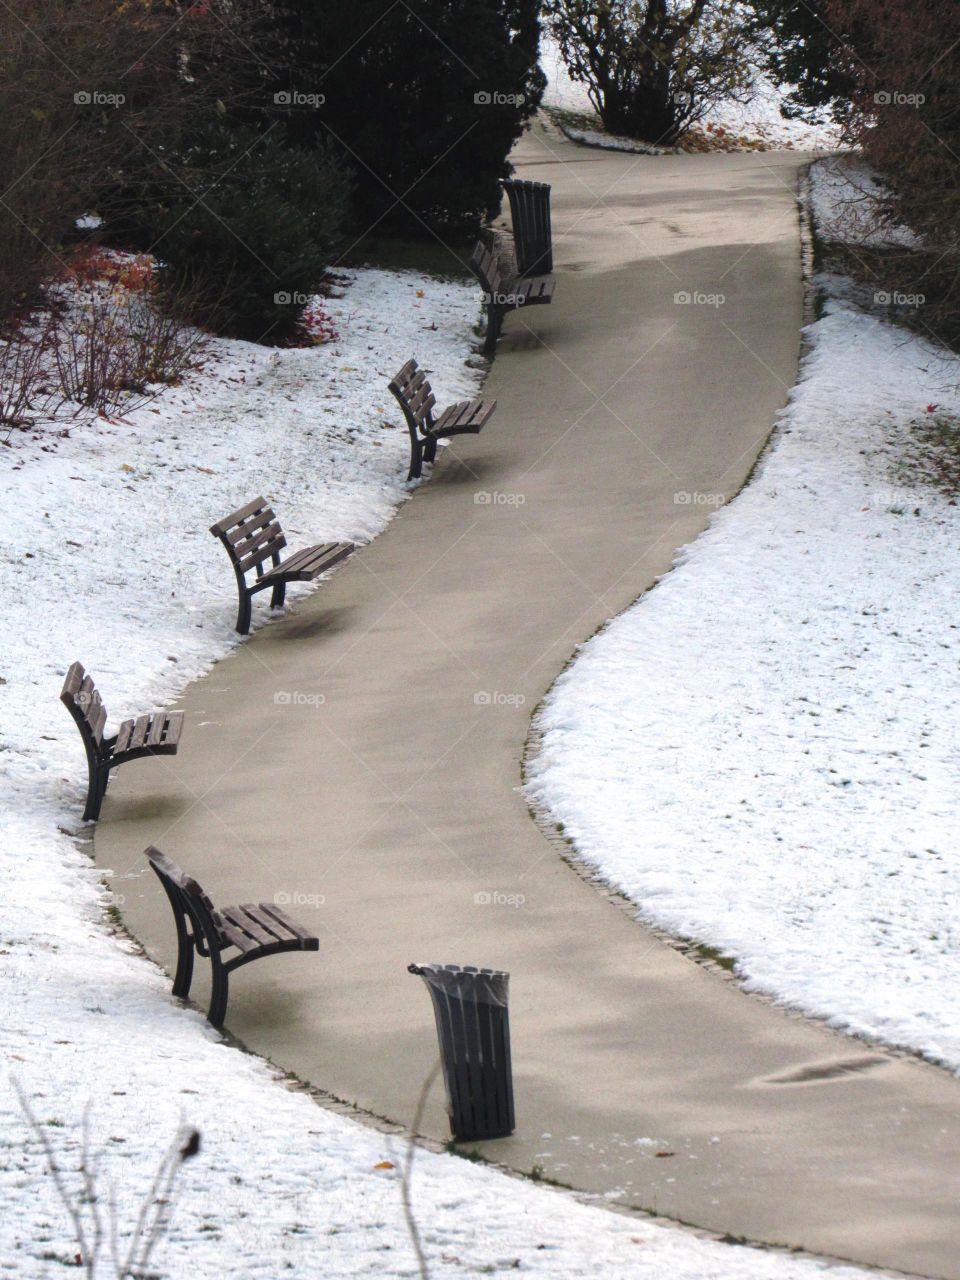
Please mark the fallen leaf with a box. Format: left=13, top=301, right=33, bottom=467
left=655, top=1151, right=674, bottom=1158
left=120, top=463, right=135, bottom=472
left=373, top=1160, right=395, bottom=1170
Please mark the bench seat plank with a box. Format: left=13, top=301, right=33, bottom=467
left=259, top=541, right=354, bottom=584
left=115, top=710, right=183, bottom=757
left=432, top=398, right=497, bottom=438
left=258, top=901, right=319, bottom=944
left=219, top=905, right=278, bottom=949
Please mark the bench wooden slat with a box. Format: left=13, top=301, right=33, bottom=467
left=237, top=531, right=287, bottom=576
left=209, top=496, right=270, bottom=538
left=432, top=398, right=496, bottom=438
left=221, top=905, right=277, bottom=947
left=226, top=512, right=280, bottom=549
left=238, top=903, right=293, bottom=942
left=90, top=699, right=107, bottom=745
left=258, top=902, right=319, bottom=944
left=259, top=541, right=354, bottom=583
left=62, top=663, right=105, bottom=745
left=163, top=712, right=184, bottom=748
left=116, top=711, right=182, bottom=756
left=146, top=714, right=168, bottom=748
left=240, top=902, right=317, bottom=946
left=131, top=714, right=151, bottom=752
left=216, top=914, right=262, bottom=954
left=62, top=661, right=84, bottom=698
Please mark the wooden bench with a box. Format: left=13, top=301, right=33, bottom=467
left=469, top=239, right=555, bottom=355
left=146, top=846, right=319, bottom=1027
left=388, top=359, right=497, bottom=481
left=209, top=497, right=354, bottom=635
left=502, top=178, right=553, bottom=277
left=60, top=662, right=183, bottom=822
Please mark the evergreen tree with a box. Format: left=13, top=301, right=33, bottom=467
left=270, top=0, right=545, bottom=238
left=747, top=0, right=858, bottom=121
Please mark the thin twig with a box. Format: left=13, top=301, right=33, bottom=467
left=13, top=1078, right=92, bottom=1273
left=396, top=1061, right=441, bottom=1280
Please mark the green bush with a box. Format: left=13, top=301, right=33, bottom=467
left=144, top=120, right=353, bottom=342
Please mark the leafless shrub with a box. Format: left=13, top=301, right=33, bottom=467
left=545, top=0, right=753, bottom=144
left=49, top=278, right=208, bottom=418
left=15, top=1080, right=200, bottom=1279
left=0, top=323, right=56, bottom=433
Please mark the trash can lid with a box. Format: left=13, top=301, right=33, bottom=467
left=408, top=962, right=510, bottom=1006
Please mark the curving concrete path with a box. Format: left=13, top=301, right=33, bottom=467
left=97, top=123, right=960, bottom=1279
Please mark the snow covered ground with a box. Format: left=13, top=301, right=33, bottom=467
left=540, top=34, right=840, bottom=152
left=527, top=157, right=960, bottom=1071
left=0, top=263, right=880, bottom=1276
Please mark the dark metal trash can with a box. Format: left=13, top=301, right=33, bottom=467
left=408, top=962, right=515, bottom=1142
left=501, top=178, right=553, bottom=277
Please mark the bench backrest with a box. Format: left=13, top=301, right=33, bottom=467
left=210, top=497, right=287, bottom=577
left=469, top=240, right=502, bottom=302
left=502, top=178, right=552, bottom=276
left=388, top=359, right=436, bottom=436
left=61, top=661, right=108, bottom=749
left=146, top=845, right=222, bottom=947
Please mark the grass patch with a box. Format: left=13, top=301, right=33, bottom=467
left=893, top=410, right=960, bottom=498
left=694, top=944, right=736, bottom=973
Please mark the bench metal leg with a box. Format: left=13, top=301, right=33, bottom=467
left=83, top=758, right=110, bottom=823
left=81, top=757, right=100, bottom=823
left=236, top=589, right=253, bottom=636
left=423, top=435, right=438, bottom=465
left=483, top=307, right=503, bottom=356
left=270, top=581, right=286, bottom=611
left=172, top=919, right=195, bottom=1000
left=408, top=438, right=424, bottom=482
left=208, top=959, right=229, bottom=1028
